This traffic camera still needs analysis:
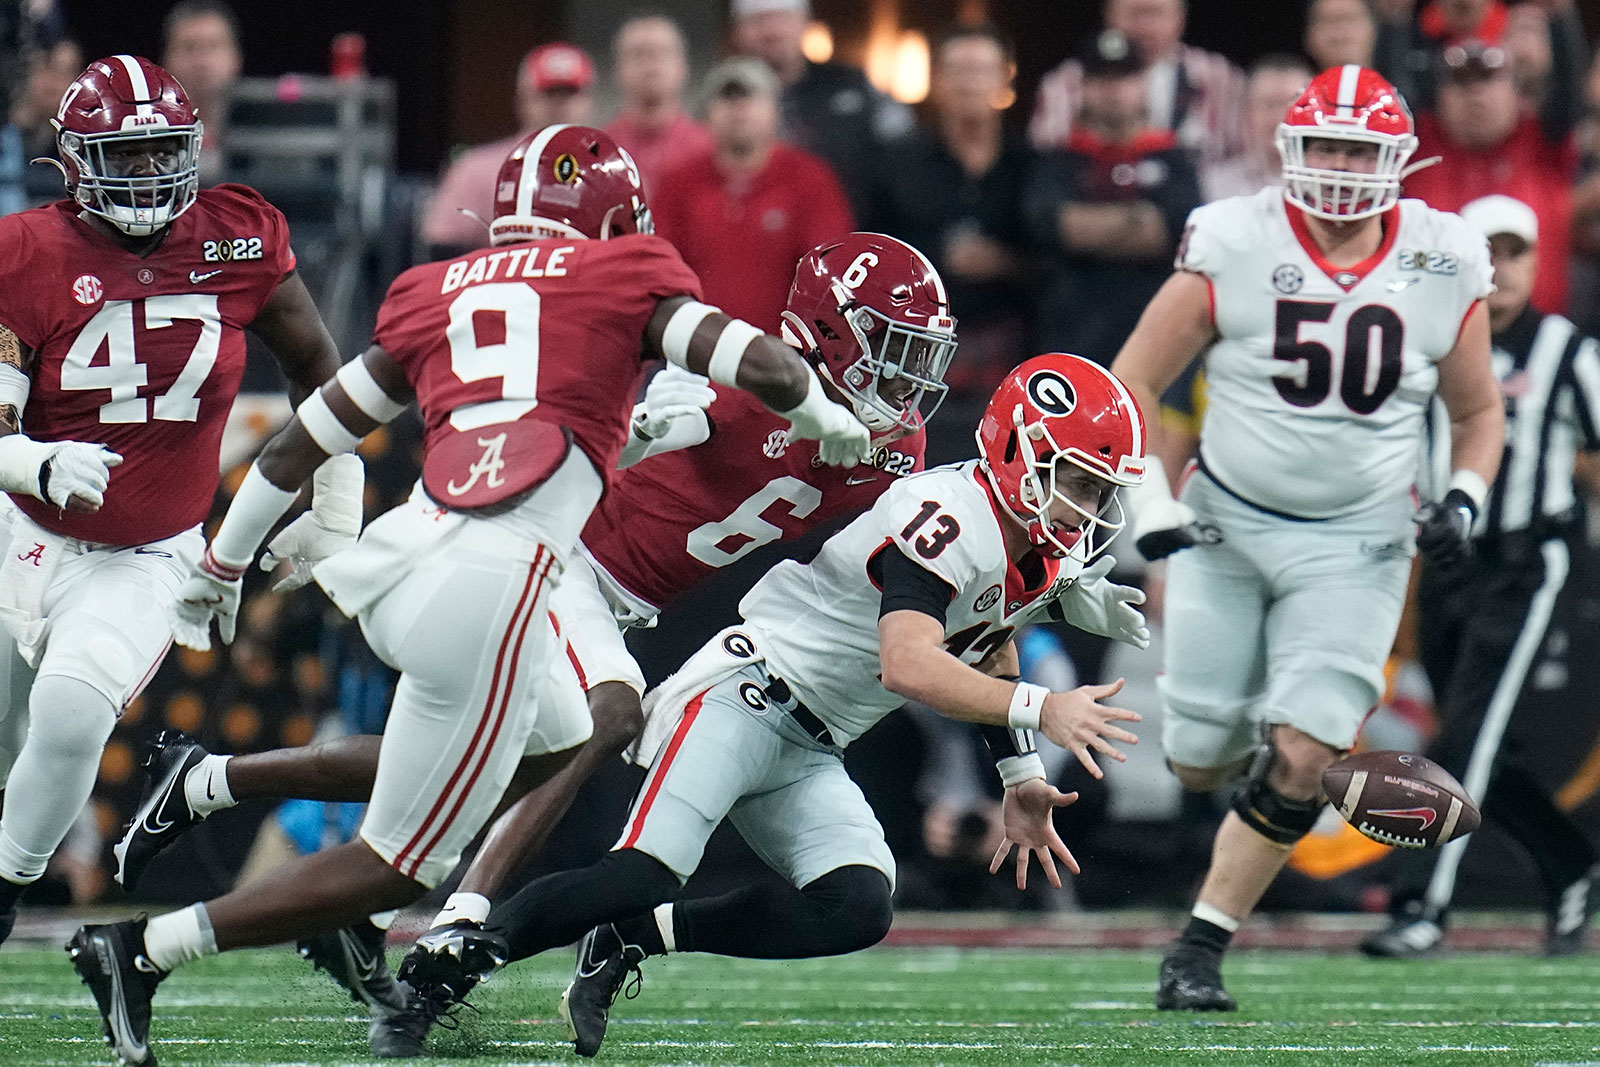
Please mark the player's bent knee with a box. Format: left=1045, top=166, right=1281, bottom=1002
left=800, top=865, right=894, bottom=955
left=25, top=675, right=116, bottom=756
left=587, top=682, right=645, bottom=753
left=1266, top=725, right=1340, bottom=799
left=1230, top=743, right=1323, bottom=847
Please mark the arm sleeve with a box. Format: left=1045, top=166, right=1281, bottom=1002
left=872, top=542, right=957, bottom=623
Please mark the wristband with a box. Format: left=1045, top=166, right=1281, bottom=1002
left=660, top=300, right=719, bottom=369
left=210, top=463, right=300, bottom=569
left=199, top=545, right=247, bottom=582
left=707, top=319, right=763, bottom=386
left=335, top=358, right=407, bottom=422
left=997, top=753, right=1048, bottom=788
left=1448, top=469, right=1488, bottom=513
left=1008, top=682, right=1049, bottom=731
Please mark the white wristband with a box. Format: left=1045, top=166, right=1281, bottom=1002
left=0, top=363, right=29, bottom=412
left=211, top=463, right=300, bottom=569
left=707, top=319, right=763, bottom=387
left=997, top=753, right=1048, bottom=788
left=660, top=300, right=719, bottom=370
left=335, top=358, right=406, bottom=422
left=1008, top=682, right=1049, bottom=731
left=296, top=390, right=363, bottom=455
left=1448, top=469, right=1489, bottom=512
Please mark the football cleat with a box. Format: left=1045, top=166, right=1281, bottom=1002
left=113, top=731, right=211, bottom=890
left=1360, top=900, right=1445, bottom=959
left=1546, top=864, right=1600, bottom=956
left=1155, top=948, right=1237, bottom=1011
left=297, top=919, right=406, bottom=1015
left=67, top=918, right=165, bottom=1066
left=559, top=923, right=646, bottom=1058
left=369, top=921, right=507, bottom=1058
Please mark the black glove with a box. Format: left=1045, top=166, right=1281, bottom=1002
left=1414, top=488, right=1477, bottom=566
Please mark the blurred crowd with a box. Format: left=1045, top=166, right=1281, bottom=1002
left=6, top=0, right=1600, bottom=914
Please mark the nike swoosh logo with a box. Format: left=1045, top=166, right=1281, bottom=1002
left=1367, top=806, right=1438, bottom=830
left=105, top=936, right=151, bottom=1060
left=205, top=768, right=218, bottom=802
left=190, top=269, right=221, bottom=284
left=340, top=928, right=379, bottom=980
left=575, top=931, right=606, bottom=979
left=845, top=475, right=876, bottom=486
left=1386, top=277, right=1419, bottom=293
left=133, top=547, right=173, bottom=558
left=139, top=759, right=188, bottom=836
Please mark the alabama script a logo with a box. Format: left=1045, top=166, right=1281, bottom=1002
left=446, top=433, right=509, bottom=496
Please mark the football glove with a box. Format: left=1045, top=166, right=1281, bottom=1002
left=1415, top=488, right=1476, bottom=567
left=171, top=548, right=246, bottom=651
left=634, top=364, right=716, bottom=440
left=1056, top=555, right=1150, bottom=649
left=0, top=435, right=122, bottom=509
left=1124, top=454, right=1219, bottom=560
left=260, top=453, right=365, bottom=592
left=779, top=368, right=869, bottom=468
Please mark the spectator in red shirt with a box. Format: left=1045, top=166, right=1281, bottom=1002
left=1405, top=41, right=1577, bottom=313
left=602, top=14, right=711, bottom=195
left=652, top=58, right=854, bottom=332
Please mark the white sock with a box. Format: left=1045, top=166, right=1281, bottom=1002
left=653, top=902, right=675, bottom=953
left=1192, top=901, right=1241, bottom=933
left=142, top=904, right=218, bottom=972
left=368, top=909, right=399, bottom=931
left=0, top=829, right=49, bottom=884
left=433, top=892, right=491, bottom=928
left=184, top=754, right=235, bottom=816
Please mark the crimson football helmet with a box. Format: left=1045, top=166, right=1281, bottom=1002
left=53, top=55, right=202, bottom=237
left=1277, top=64, right=1417, bottom=221
left=780, top=233, right=957, bottom=438
left=976, top=354, right=1146, bottom=560
left=489, top=124, right=651, bottom=245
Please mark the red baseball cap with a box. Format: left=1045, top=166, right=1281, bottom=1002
left=522, top=43, right=595, bottom=93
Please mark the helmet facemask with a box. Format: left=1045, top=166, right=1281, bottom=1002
left=1002, top=404, right=1128, bottom=561
left=1277, top=124, right=1414, bottom=222
left=58, top=123, right=202, bottom=237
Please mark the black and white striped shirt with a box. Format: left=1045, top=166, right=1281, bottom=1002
left=1432, top=306, right=1600, bottom=540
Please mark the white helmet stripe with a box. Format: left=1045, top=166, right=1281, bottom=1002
left=514, top=123, right=575, bottom=219
left=114, top=55, right=150, bottom=101
left=1335, top=64, right=1361, bottom=117
left=1096, top=363, right=1144, bottom=464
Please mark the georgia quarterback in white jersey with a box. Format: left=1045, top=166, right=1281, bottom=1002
left=1110, top=65, right=1505, bottom=1013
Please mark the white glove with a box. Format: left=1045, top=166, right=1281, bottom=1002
left=1124, top=455, right=1218, bottom=560
left=635, top=365, right=716, bottom=439
left=779, top=368, right=869, bottom=468
left=0, top=434, right=122, bottom=509
left=260, top=453, right=364, bottom=592
left=171, top=549, right=245, bottom=651
left=1056, top=555, right=1150, bottom=649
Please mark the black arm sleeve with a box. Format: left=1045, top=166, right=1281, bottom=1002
left=872, top=543, right=957, bottom=624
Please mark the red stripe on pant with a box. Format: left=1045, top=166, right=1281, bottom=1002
left=620, top=687, right=708, bottom=850
left=391, top=549, right=545, bottom=878
left=403, top=550, right=557, bottom=879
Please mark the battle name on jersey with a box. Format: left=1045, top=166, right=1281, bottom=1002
left=440, top=246, right=576, bottom=294
left=201, top=237, right=264, bottom=262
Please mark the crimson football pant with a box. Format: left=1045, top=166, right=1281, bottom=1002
left=492, top=849, right=892, bottom=963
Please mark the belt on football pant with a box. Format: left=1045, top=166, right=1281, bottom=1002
left=762, top=675, right=837, bottom=748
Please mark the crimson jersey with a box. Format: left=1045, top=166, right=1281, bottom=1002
left=581, top=386, right=926, bottom=611
left=2, top=185, right=294, bottom=545
left=372, top=234, right=702, bottom=490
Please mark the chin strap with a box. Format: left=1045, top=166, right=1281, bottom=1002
left=1399, top=155, right=1443, bottom=180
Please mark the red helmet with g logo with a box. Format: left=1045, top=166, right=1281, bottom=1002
left=53, top=55, right=202, bottom=237
left=976, top=354, right=1146, bottom=559
left=490, top=124, right=651, bottom=245
left=1277, top=65, right=1417, bottom=221
left=780, top=232, right=957, bottom=439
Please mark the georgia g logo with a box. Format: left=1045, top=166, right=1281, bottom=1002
left=1026, top=370, right=1075, bottom=416
left=722, top=631, right=757, bottom=658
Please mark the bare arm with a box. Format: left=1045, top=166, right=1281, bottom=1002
left=1434, top=300, right=1504, bottom=491
left=643, top=295, right=809, bottom=413
left=254, top=345, right=412, bottom=492
left=879, top=609, right=1018, bottom=724
left=248, top=271, right=345, bottom=406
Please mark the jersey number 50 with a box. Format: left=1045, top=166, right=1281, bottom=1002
left=1272, top=299, right=1404, bottom=415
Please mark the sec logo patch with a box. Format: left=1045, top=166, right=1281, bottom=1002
left=71, top=274, right=103, bottom=305
left=974, top=584, right=1002, bottom=611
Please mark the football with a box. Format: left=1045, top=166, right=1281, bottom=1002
left=1322, top=750, right=1481, bottom=849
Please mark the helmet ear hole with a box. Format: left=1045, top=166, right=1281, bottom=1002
left=1003, top=431, right=1018, bottom=465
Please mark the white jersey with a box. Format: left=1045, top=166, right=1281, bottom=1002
left=739, top=461, right=1085, bottom=746
left=1180, top=188, right=1492, bottom=518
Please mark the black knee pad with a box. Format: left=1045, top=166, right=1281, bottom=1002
left=1230, top=747, right=1322, bottom=846
left=801, top=865, right=893, bottom=954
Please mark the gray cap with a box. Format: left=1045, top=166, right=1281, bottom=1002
left=703, top=57, right=780, bottom=100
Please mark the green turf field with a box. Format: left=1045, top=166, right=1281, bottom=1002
left=4, top=944, right=1599, bottom=1066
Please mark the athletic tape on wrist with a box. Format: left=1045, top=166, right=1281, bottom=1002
left=660, top=300, right=719, bottom=370
left=335, top=359, right=406, bottom=422
left=210, top=463, right=299, bottom=569
left=997, top=753, right=1048, bottom=788
left=296, top=390, right=363, bottom=455
left=1449, top=469, right=1489, bottom=513
left=707, top=319, right=763, bottom=387
left=1008, top=682, right=1049, bottom=731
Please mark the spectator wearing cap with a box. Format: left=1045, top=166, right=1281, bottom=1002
left=603, top=14, right=711, bottom=195
left=1404, top=40, right=1577, bottom=313
left=864, top=23, right=1037, bottom=403
left=161, top=0, right=243, bottom=185
left=730, top=0, right=912, bottom=219
left=1024, top=29, right=1201, bottom=367
left=1305, top=0, right=1378, bottom=71
left=1201, top=54, right=1311, bottom=202
left=651, top=58, right=853, bottom=334
left=422, top=42, right=597, bottom=254
left=1029, top=0, right=1245, bottom=170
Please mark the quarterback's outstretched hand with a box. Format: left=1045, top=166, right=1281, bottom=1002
left=1040, top=679, right=1140, bottom=780
left=990, top=778, right=1081, bottom=890
left=260, top=454, right=364, bottom=591
left=635, top=364, right=716, bottom=439
left=1415, top=488, right=1476, bottom=567
left=1056, top=555, right=1150, bottom=649
left=779, top=368, right=869, bottom=467
left=171, top=548, right=245, bottom=651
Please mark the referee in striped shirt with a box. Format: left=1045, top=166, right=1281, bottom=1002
left=1363, top=195, right=1600, bottom=958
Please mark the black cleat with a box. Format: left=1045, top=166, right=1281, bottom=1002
left=1156, top=948, right=1237, bottom=1011
left=67, top=918, right=165, bottom=1066
left=1360, top=901, right=1445, bottom=959
left=558, top=924, right=646, bottom=1057
left=1546, top=864, right=1600, bottom=956
left=113, top=732, right=212, bottom=890
left=298, top=919, right=406, bottom=1015
left=369, top=921, right=506, bottom=1058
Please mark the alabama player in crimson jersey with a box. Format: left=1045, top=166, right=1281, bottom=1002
left=67, top=124, right=869, bottom=1067
left=0, top=55, right=354, bottom=948
left=388, top=354, right=1153, bottom=1059
left=1110, top=66, right=1505, bottom=1011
